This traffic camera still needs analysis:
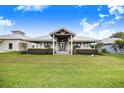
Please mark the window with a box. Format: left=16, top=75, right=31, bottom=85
left=9, top=43, right=13, bottom=49
left=44, top=42, right=51, bottom=48
left=74, top=43, right=81, bottom=48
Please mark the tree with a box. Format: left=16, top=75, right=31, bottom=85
left=95, top=42, right=103, bottom=53
left=110, top=32, right=124, bottom=38
left=111, top=44, right=118, bottom=53
left=90, top=44, right=96, bottom=49
left=110, top=32, right=124, bottom=53
left=121, top=35, right=124, bottom=39
left=19, top=42, right=27, bottom=51
left=114, top=40, right=124, bottom=53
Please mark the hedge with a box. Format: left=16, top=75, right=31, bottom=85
left=75, top=49, right=98, bottom=54
left=27, top=48, right=53, bottom=55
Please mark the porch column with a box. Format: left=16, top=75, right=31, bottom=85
left=68, top=38, right=69, bottom=53
left=56, top=41, right=58, bottom=52
left=53, top=34, right=55, bottom=55
left=38, top=42, right=40, bottom=48
left=41, top=42, right=43, bottom=48
left=37, top=43, right=38, bottom=48
left=94, top=42, right=95, bottom=49
left=71, top=35, right=73, bottom=55
left=29, top=42, right=31, bottom=48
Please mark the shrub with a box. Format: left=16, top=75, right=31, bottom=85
left=19, top=51, right=27, bottom=54
left=27, top=48, right=53, bottom=55
left=75, top=49, right=99, bottom=55
left=102, top=48, right=110, bottom=53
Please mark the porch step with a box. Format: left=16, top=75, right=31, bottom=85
left=56, top=51, right=69, bottom=54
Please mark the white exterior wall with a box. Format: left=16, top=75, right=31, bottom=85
left=28, top=42, right=36, bottom=48
left=0, top=40, right=21, bottom=52
left=0, top=40, right=95, bottom=53
left=0, top=39, right=37, bottom=52
left=0, top=43, right=3, bottom=51
left=103, top=44, right=116, bottom=53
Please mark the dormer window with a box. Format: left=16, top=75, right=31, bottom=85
left=12, top=30, right=25, bottom=36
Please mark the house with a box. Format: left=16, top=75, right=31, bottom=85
left=0, top=28, right=99, bottom=54
left=101, top=37, right=121, bottom=53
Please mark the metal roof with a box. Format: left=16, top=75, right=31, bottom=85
left=26, top=35, right=99, bottom=42
left=26, top=35, right=53, bottom=42
left=0, top=34, right=30, bottom=40
left=73, top=36, right=99, bottom=42
left=0, top=32, right=99, bottom=43
left=101, top=38, right=121, bottom=44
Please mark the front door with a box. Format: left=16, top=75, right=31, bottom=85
left=59, top=42, right=65, bottom=51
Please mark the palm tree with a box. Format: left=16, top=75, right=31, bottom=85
left=111, top=44, right=118, bottom=53
left=114, top=40, right=124, bottom=53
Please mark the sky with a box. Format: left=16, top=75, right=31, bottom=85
left=0, top=5, right=124, bottom=39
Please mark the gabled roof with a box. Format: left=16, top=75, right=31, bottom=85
left=101, top=38, right=121, bottom=44
left=0, top=34, right=30, bottom=40
left=49, top=27, right=76, bottom=36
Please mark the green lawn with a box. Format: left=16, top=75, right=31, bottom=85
left=0, top=52, right=124, bottom=88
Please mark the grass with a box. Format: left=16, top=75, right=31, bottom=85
left=0, top=52, right=124, bottom=88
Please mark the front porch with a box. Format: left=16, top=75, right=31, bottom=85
left=26, top=40, right=98, bottom=55
left=50, top=28, right=75, bottom=55
left=25, top=28, right=99, bottom=55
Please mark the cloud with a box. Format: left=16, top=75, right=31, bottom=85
left=101, top=19, right=115, bottom=28
left=0, top=16, right=13, bottom=27
left=107, top=20, right=115, bottom=24
left=80, top=18, right=100, bottom=32
left=96, top=29, right=114, bottom=39
left=79, top=18, right=114, bottom=39
left=108, top=5, right=124, bottom=20
left=80, top=28, right=114, bottom=39
left=99, top=13, right=109, bottom=18
left=97, top=8, right=101, bottom=12
left=15, top=5, right=49, bottom=12
left=97, top=6, right=102, bottom=12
